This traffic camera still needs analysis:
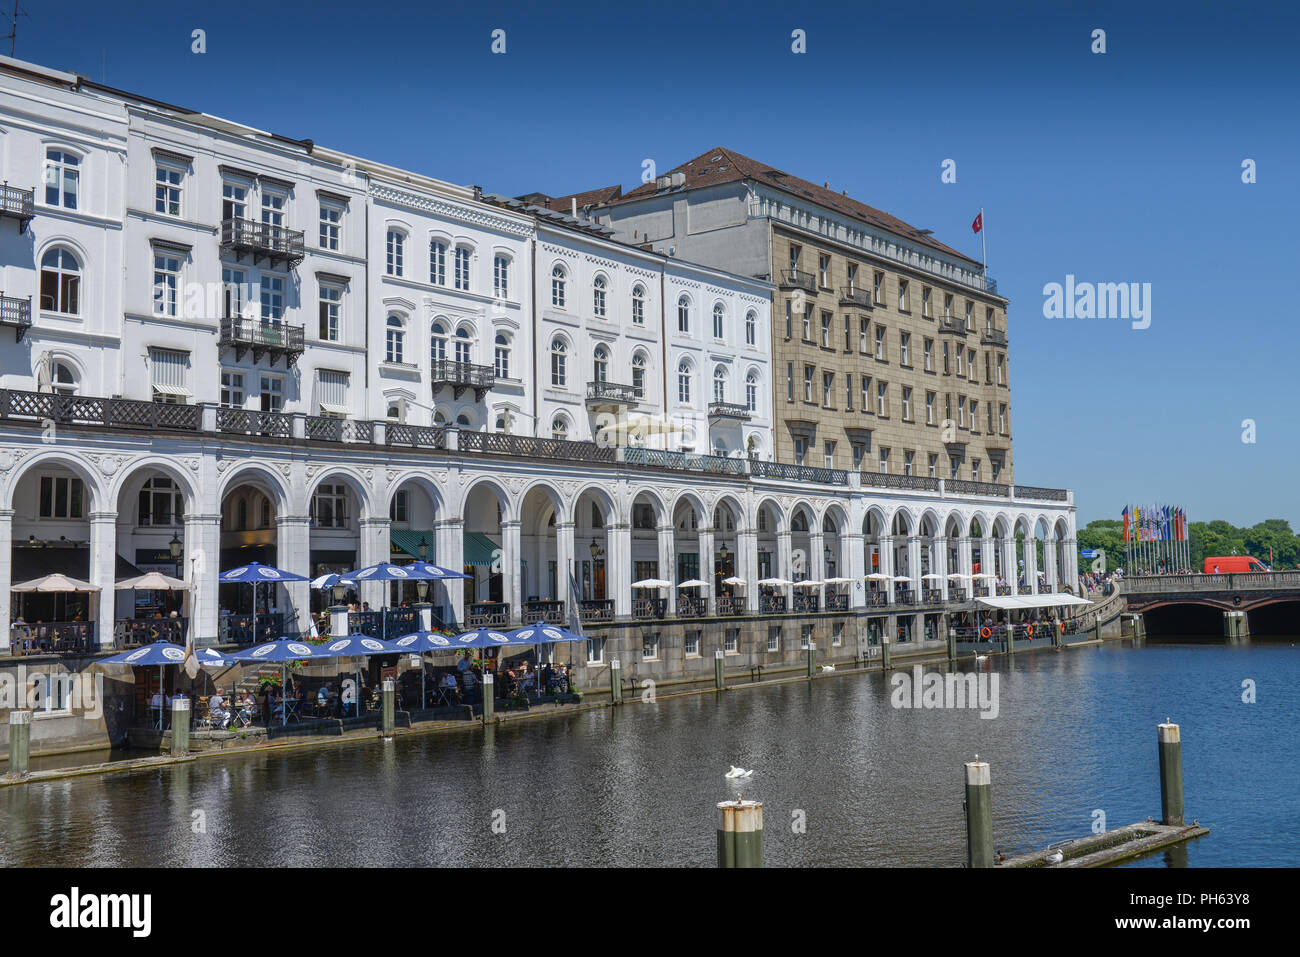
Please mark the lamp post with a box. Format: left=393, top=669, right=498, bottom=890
left=168, top=531, right=183, bottom=618
left=417, top=535, right=429, bottom=560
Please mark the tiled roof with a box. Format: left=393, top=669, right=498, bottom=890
left=612, top=146, right=978, bottom=266
left=521, top=184, right=624, bottom=214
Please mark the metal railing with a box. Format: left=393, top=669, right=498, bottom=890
left=459, top=430, right=617, bottom=463
left=759, top=595, right=787, bottom=614
left=980, top=328, right=1008, bottom=346
left=632, top=597, right=668, bottom=620
left=838, top=286, right=871, bottom=308
left=306, top=416, right=373, bottom=444
left=750, top=459, right=850, bottom=486
left=936, top=317, right=967, bottom=336
left=825, top=594, right=848, bottom=611
left=220, top=217, right=305, bottom=266
left=860, top=471, right=940, bottom=492
left=1014, top=484, right=1068, bottom=502
left=466, top=602, right=510, bottom=627
left=523, top=600, right=565, bottom=623
left=114, top=617, right=188, bottom=648
left=716, top=596, right=745, bottom=616
left=216, top=406, right=293, bottom=438
left=347, top=608, right=418, bottom=638
left=218, top=612, right=285, bottom=645
left=867, top=591, right=890, bottom=607
left=219, top=317, right=306, bottom=356
left=707, top=401, right=752, bottom=420
left=778, top=268, right=818, bottom=293
left=9, top=621, right=96, bottom=655
left=0, top=389, right=201, bottom=431
left=895, top=587, right=916, bottom=605
left=0, top=293, right=32, bottom=339
left=949, top=478, right=1011, bottom=497
left=386, top=423, right=447, bottom=449
left=676, top=596, right=705, bottom=618
left=431, top=359, right=496, bottom=391
left=586, top=381, right=639, bottom=403
left=624, top=446, right=748, bottom=476
left=578, top=599, right=614, bottom=622
left=792, top=593, right=819, bottom=613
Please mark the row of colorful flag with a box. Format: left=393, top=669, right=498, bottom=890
left=1122, top=504, right=1188, bottom=543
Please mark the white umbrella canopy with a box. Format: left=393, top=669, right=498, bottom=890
left=677, top=579, right=710, bottom=589
left=921, top=573, right=946, bottom=581
left=757, top=577, right=792, bottom=587
left=12, top=573, right=96, bottom=592
left=793, top=580, right=824, bottom=588
left=974, top=572, right=999, bottom=580
left=721, top=576, right=749, bottom=587
left=822, top=577, right=854, bottom=585
left=890, top=575, right=913, bottom=583
left=115, top=571, right=188, bottom=590
left=865, top=572, right=892, bottom=581
left=947, top=572, right=973, bottom=580
left=632, top=579, right=672, bottom=589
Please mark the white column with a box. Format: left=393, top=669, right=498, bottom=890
left=185, top=512, right=221, bottom=645
left=555, top=520, right=575, bottom=608
left=0, top=509, right=11, bottom=652
left=276, top=515, right=311, bottom=636
left=907, top=535, right=922, bottom=600
left=739, top=528, right=760, bottom=612
left=777, top=529, right=793, bottom=607
left=1002, top=538, right=1017, bottom=591
left=435, top=518, right=464, bottom=626
left=1026, top=535, right=1040, bottom=594
left=1063, top=537, right=1078, bottom=591
left=89, top=511, right=117, bottom=649
left=610, top=522, right=631, bottom=618
left=502, top=518, right=522, bottom=625
left=846, top=531, right=865, bottom=609
left=1044, top=537, right=1059, bottom=591
left=699, top=525, right=716, bottom=616
left=935, top=536, right=949, bottom=601
left=958, top=536, right=973, bottom=598
left=358, top=517, right=390, bottom=610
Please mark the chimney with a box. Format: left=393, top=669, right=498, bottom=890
left=571, top=198, right=578, bottom=218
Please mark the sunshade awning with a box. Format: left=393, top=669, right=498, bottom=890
left=390, top=529, right=436, bottom=561
left=976, top=594, right=1092, bottom=610
left=462, top=531, right=523, bottom=567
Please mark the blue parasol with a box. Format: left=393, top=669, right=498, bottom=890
left=98, top=641, right=189, bottom=730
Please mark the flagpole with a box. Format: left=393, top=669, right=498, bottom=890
left=980, top=206, right=987, bottom=273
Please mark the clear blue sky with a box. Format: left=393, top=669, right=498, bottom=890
left=22, top=0, right=1300, bottom=529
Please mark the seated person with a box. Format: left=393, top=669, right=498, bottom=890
left=461, top=668, right=479, bottom=703
left=317, top=684, right=332, bottom=711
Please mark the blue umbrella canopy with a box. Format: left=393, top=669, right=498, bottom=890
left=507, top=622, right=586, bottom=645
left=195, top=648, right=231, bottom=667
left=219, top=562, right=310, bottom=584
left=391, top=630, right=458, bottom=653
left=226, top=639, right=336, bottom=663
left=450, top=628, right=515, bottom=649
left=318, top=635, right=403, bottom=657
left=345, top=561, right=468, bottom=582
left=99, top=640, right=188, bottom=667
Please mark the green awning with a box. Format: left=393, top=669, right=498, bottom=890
left=463, top=531, right=501, bottom=567
left=390, top=529, right=436, bottom=561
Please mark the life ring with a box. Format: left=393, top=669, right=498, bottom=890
left=980, top=627, right=992, bottom=639
left=1026, top=624, right=1034, bottom=637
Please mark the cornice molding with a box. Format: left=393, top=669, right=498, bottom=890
left=371, top=184, right=533, bottom=239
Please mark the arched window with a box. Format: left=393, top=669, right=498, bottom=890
left=456, top=413, right=471, bottom=428
left=551, top=416, right=569, bottom=441
left=550, top=337, right=567, bottom=387
left=593, top=344, right=609, bottom=382
left=713, top=364, right=728, bottom=403
left=139, top=476, right=183, bottom=527
left=551, top=264, right=567, bottom=307
left=386, top=398, right=405, bottom=422
left=746, top=370, right=758, bottom=412
left=493, top=254, right=509, bottom=299
left=385, top=315, right=405, bottom=363
left=433, top=410, right=447, bottom=425
left=386, top=229, right=405, bottom=276
left=454, top=326, right=472, bottom=364
left=631, top=284, right=646, bottom=325
left=745, top=310, right=757, bottom=346
left=677, top=295, right=690, bottom=333
left=430, top=320, right=448, bottom=364
left=44, top=148, right=80, bottom=209
left=713, top=303, right=725, bottom=339
left=51, top=360, right=78, bottom=396
left=40, top=247, right=81, bottom=314
left=454, top=246, right=471, bottom=291
left=677, top=358, right=692, bottom=404
left=494, top=333, right=511, bottom=378
left=593, top=275, right=607, bottom=318
left=631, top=352, right=647, bottom=398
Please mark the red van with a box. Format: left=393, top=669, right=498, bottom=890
left=1203, top=556, right=1269, bottom=574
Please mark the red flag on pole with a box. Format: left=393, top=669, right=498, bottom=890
left=971, top=212, right=983, bottom=234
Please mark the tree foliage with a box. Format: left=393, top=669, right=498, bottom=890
left=1077, top=517, right=1300, bottom=570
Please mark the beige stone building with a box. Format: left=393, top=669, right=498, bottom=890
left=549, top=147, right=1014, bottom=485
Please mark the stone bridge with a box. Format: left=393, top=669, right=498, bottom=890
left=1117, top=572, right=1300, bottom=638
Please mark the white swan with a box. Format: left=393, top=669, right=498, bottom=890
left=974, top=654, right=989, bottom=662
left=725, top=765, right=753, bottom=779
left=1046, top=849, right=1064, bottom=864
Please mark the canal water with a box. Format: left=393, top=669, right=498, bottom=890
left=2, top=640, right=1295, bottom=867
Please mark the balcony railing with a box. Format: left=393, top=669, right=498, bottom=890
left=825, top=594, right=848, bottom=611
left=894, top=587, right=916, bottom=605
left=778, top=268, right=818, bottom=293
left=751, top=459, right=850, bottom=486
left=0, top=182, right=35, bottom=232
left=1014, top=484, right=1069, bottom=503
left=708, top=401, right=752, bottom=421
left=216, top=406, right=293, bottom=438
left=386, top=423, right=447, bottom=450
left=0, top=293, right=32, bottom=341
left=792, top=593, right=819, bottom=613
left=860, top=471, right=941, bottom=492
left=950, top=588, right=967, bottom=602
left=715, top=596, right=745, bottom=616
left=996, top=584, right=1012, bottom=596
left=867, top=590, right=889, bottom=607
left=10, top=621, right=96, bottom=655
left=936, top=317, right=967, bottom=336
left=624, top=446, right=748, bottom=476
left=348, top=608, right=418, bottom=639
left=586, top=381, right=639, bottom=406
left=306, top=416, right=374, bottom=444
left=949, top=478, right=1010, bottom=497
left=759, top=594, right=787, bottom=614
left=459, top=430, right=617, bottom=463
left=219, top=318, right=306, bottom=366
left=218, top=612, right=285, bottom=645
left=578, top=599, right=614, bottom=622
left=0, top=389, right=201, bottom=431
left=220, top=216, right=305, bottom=267
left=114, top=617, right=187, bottom=648
left=980, top=328, right=1008, bottom=346
left=838, top=286, right=871, bottom=308
left=676, top=596, right=705, bottom=618
left=523, top=600, right=565, bottom=623
left=466, top=602, right=510, bottom=628
left=632, top=597, right=668, bottom=620
left=431, top=360, right=496, bottom=401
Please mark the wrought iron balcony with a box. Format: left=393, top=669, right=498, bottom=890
left=220, top=217, right=305, bottom=267
left=715, top=596, right=745, bottom=616
left=219, top=317, right=305, bottom=366
left=586, top=380, right=639, bottom=408
left=431, top=359, right=496, bottom=401
left=838, top=286, right=872, bottom=308
left=633, top=597, right=668, bottom=620
left=0, top=293, right=32, bottom=342
left=676, top=596, right=705, bottom=619
left=708, top=401, right=752, bottom=421
left=579, top=599, right=614, bottom=622
left=759, top=594, right=787, bottom=614
left=980, top=327, right=1008, bottom=346
left=0, top=183, right=35, bottom=233
left=466, top=601, right=510, bottom=627
left=778, top=268, right=818, bottom=294
left=523, top=600, right=565, bottom=623
left=936, top=316, right=967, bottom=336
left=792, top=593, right=820, bottom=613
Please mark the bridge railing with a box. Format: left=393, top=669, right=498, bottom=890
left=1119, top=571, right=1300, bottom=593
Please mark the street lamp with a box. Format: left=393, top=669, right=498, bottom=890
left=417, top=535, right=429, bottom=560
left=169, top=530, right=183, bottom=578
left=331, top=582, right=347, bottom=606
left=590, top=538, right=603, bottom=558
left=416, top=579, right=429, bottom=602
